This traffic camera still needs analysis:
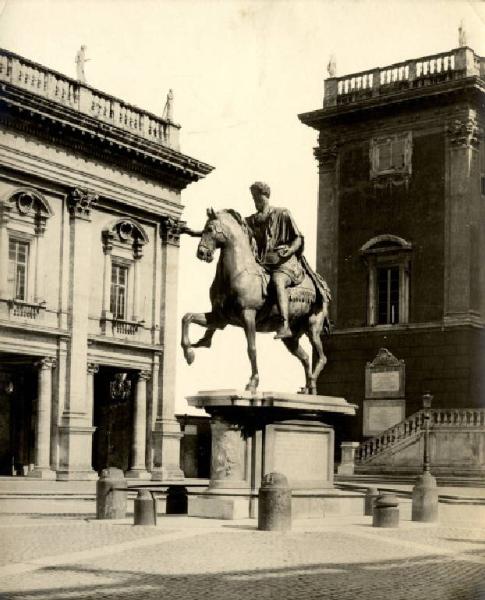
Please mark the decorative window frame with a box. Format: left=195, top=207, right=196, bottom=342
left=100, top=217, right=148, bottom=336
left=360, top=235, right=412, bottom=327
left=369, top=132, right=412, bottom=184
left=0, top=188, right=53, bottom=319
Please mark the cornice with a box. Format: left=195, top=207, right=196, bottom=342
left=299, top=76, right=485, bottom=131
left=332, top=318, right=484, bottom=336
left=0, top=82, right=214, bottom=189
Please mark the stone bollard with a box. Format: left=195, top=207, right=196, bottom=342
left=134, top=489, right=157, bottom=525
left=166, top=485, right=188, bottom=514
left=96, top=467, right=127, bottom=520
left=412, top=471, right=439, bottom=522
left=364, top=487, right=379, bottom=516
left=258, top=472, right=291, bottom=531
left=372, top=494, right=399, bottom=528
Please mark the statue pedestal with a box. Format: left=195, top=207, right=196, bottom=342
left=186, top=390, right=358, bottom=520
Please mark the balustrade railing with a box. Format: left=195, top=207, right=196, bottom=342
left=112, top=319, right=141, bottom=336
left=7, top=299, right=45, bottom=319
left=356, top=408, right=485, bottom=463
left=325, top=46, right=483, bottom=107
left=0, top=48, right=178, bottom=148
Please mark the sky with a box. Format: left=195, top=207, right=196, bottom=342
left=0, top=0, right=484, bottom=414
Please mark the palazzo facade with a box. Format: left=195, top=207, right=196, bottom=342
left=300, top=45, right=484, bottom=453
left=0, top=49, right=212, bottom=479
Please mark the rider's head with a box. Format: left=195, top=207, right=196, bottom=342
left=250, top=181, right=270, bottom=212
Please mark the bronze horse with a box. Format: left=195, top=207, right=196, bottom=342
left=181, top=209, right=330, bottom=394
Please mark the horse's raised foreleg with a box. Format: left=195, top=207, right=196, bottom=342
left=181, top=312, right=217, bottom=365
left=241, top=308, right=259, bottom=393
left=282, top=334, right=312, bottom=394
left=306, top=309, right=328, bottom=395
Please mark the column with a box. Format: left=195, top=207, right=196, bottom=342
left=126, top=371, right=150, bottom=478
left=151, top=217, right=184, bottom=480
left=315, top=143, right=339, bottom=325
left=58, top=188, right=97, bottom=480
left=34, top=216, right=47, bottom=303
left=132, top=243, right=142, bottom=321
left=0, top=202, right=12, bottom=299
left=444, top=112, right=479, bottom=321
left=101, top=230, right=114, bottom=320
left=86, top=362, right=99, bottom=425
left=28, top=357, right=56, bottom=479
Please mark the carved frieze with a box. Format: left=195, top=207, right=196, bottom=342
left=68, top=188, right=98, bottom=220
left=210, top=417, right=244, bottom=481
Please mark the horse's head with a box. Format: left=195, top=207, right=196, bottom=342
left=196, top=208, right=225, bottom=263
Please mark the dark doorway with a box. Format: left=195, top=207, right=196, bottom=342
left=0, top=361, right=36, bottom=476
left=92, top=367, right=135, bottom=473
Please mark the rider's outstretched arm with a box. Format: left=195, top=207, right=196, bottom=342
left=180, top=225, right=203, bottom=237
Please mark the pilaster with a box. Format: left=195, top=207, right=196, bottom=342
left=0, top=202, right=12, bottom=299
left=151, top=216, right=184, bottom=480
left=58, top=188, right=97, bottom=480
left=444, top=112, right=480, bottom=321
left=315, top=140, right=339, bottom=324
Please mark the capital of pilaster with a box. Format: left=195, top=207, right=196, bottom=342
left=35, top=356, right=57, bottom=371
left=101, top=230, right=115, bottom=254
left=447, top=116, right=480, bottom=149
left=0, top=202, right=12, bottom=226
left=314, top=143, right=339, bottom=171
left=133, top=240, right=144, bottom=259
left=35, top=214, right=47, bottom=237
left=161, top=216, right=185, bottom=247
left=87, top=362, right=99, bottom=375
left=137, top=370, right=151, bottom=382
left=68, top=188, right=98, bottom=220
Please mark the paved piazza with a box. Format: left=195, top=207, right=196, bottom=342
left=0, top=503, right=485, bottom=600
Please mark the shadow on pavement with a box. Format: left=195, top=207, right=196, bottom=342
left=1, top=553, right=485, bottom=600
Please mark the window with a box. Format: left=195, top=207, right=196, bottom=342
left=370, top=133, right=412, bottom=179
left=377, top=266, right=400, bottom=324
left=110, top=263, right=128, bottom=319
left=360, top=235, right=412, bottom=327
left=8, top=239, right=29, bottom=301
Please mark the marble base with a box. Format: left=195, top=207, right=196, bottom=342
left=125, top=469, right=151, bottom=479
left=186, top=389, right=357, bottom=520
left=56, top=469, right=98, bottom=481
left=188, top=488, right=365, bottom=520
left=26, top=468, right=57, bottom=480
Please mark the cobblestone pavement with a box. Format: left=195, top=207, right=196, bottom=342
left=0, top=511, right=484, bottom=600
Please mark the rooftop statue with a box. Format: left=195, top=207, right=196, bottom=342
left=75, top=45, right=89, bottom=84
left=181, top=182, right=331, bottom=394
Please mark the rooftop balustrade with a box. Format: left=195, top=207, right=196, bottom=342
left=324, top=46, right=485, bottom=108
left=0, top=48, right=180, bottom=150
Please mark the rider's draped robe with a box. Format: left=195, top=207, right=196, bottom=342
left=207, top=208, right=331, bottom=329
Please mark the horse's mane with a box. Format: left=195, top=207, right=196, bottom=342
left=221, top=209, right=252, bottom=241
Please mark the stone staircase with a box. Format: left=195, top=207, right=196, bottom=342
left=355, top=408, right=485, bottom=474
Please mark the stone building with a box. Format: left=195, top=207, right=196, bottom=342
left=300, top=45, right=485, bottom=473
left=0, top=49, right=212, bottom=479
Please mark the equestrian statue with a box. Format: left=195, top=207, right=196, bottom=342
left=180, top=181, right=331, bottom=395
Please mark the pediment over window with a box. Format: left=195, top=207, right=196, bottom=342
left=2, top=188, right=53, bottom=235
left=102, top=218, right=149, bottom=257
left=360, top=235, right=412, bottom=255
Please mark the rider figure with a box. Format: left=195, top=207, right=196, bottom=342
left=246, top=181, right=304, bottom=339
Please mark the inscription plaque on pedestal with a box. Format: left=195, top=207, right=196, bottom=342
left=364, top=348, right=406, bottom=436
